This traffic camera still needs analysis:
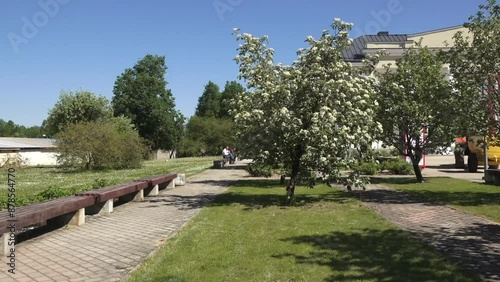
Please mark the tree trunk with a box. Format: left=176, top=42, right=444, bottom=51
left=411, top=158, right=424, bottom=183
left=408, top=150, right=424, bottom=183
left=286, top=160, right=300, bottom=205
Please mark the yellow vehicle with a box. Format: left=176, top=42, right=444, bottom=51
left=462, top=136, right=500, bottom=172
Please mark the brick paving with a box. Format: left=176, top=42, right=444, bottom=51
left=0, top=162, right=249, bottom=282
left=358, top=183, right=500, bottom=282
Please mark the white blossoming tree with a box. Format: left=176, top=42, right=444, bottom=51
left=232, top=19, right=382, bottom=203
left=375, top=45, right=455, bottom=183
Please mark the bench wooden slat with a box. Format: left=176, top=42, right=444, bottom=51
left=77, top=182, right=139, bottom=203
left=0, top=196, right=94, bottom=234
left=134, top=180, right=149, bottom=190
left=76, top=174, right=177, bottom=204
left=148, top=173, right=177, bottom=186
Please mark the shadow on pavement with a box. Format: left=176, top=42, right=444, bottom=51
left=368, top=177, right=500, bottom=207
left=142, top=194, right=219, bottom=211
left=352, top=189, right=436, bottom=206
left=410, top=222, right=500, bottom=281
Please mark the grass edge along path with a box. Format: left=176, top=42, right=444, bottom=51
left=0, top=157, right=215, bottom=209
left=370, top=176, right=500, bottom=223
left=127, top=179, right=479, bottom=282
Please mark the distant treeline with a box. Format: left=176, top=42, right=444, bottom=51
left=0, top=119, right=45, bottom=138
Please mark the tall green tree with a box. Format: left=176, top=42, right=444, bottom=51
left=23, top=125, right=43, bottom=138
left=45, top=90, right=112, bottom=136
left=112, top=54, right=184, bottom=151
left=178, top=116, right=236, bottom=157
left=0, top=119, right=44, bottom=137
left=0, top=119, right=18, bottom=136
left=375, top=45, right=455, bottom=183
left=195, top=81, right=221, bottom=118
left=220, top=80, right=245, bottom=119
left=233, top=19, right=381, bottom=203
left=446, top=0, right=500, bottom=139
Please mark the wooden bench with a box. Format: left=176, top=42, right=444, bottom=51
left=135, top=173, right=178, bottom=197
left=148, top=173, right=177, bottom=189
left=78, top=173, right=177, bottom=215
left=0, top=195, right=94, bottom=254
left=214, top=157, right=231, bottom=169
left=77, top=181, right=147, bottom=215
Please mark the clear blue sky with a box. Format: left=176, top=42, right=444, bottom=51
left=0, top=0, right=484, bottom=127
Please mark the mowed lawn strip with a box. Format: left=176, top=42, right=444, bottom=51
left=371, top=177, right=500, bottom=223
left=0, top=157, right=214, bottom=209
left=127, top=180, right=478, bottom=282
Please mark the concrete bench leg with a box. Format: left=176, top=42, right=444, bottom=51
left=103, top=199, right=113, bottom=213
left=69, top=208, right=85, bottom=226
left=133, top=190, right=144, bottom=201
left=0, top=232, right=15, bottom=255
left=86, top=199, right=113, bottom=215
left=167, top=180, right=175, bottom=189
left=144, top=184, right=159, bottom=197
left=175, top=174, right=186, bottom=186
left=49, top=209, right=86, bottom=227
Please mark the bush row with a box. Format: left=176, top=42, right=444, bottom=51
left=245, top=157, right=415, bottom=178
left=246, top=163, right=273, bottom=177
left=352, top=158, right=414, bottom=175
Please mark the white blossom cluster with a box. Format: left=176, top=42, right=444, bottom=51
left=232, top=18, right=382, bottom=184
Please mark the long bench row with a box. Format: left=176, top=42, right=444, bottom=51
left=0, top=173, right=181, bottom=255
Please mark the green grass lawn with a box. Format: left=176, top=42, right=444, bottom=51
left=0, top=157, right=215, bottom=209
left=371, top=177, right=500, bottom=223
left=127, top=180, right=478, bottom=282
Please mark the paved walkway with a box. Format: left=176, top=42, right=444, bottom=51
left=0, top=161, right=250, bottom=282
left=358, top=183, right=500, bottom=281
left=361, top=155, right=500, bottom=280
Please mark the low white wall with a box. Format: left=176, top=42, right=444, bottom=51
left=20, top=151, right=58, bottom=166
left=0, top=151, right=58, bottom=167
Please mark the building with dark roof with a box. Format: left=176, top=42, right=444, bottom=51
left=341, top=25, right=469, bottom=73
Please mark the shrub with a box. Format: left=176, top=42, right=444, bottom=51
left=373, top=149, right=395, bottom=157
left=91, top=178, right=110, bottom=189
left=352, top=161, right=381, bottom=175
left=55, top=117, right=147, bottom=170
left=381, top=159, right=414, bottom=175
left=246, top=163, right=273, bottom=177
left=37, top=186, right=72, bottom=200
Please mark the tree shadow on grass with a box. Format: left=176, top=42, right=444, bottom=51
left=368, top=177, right=500, bottom=207
left=187, top=179, right=238, bottom=188
left=230, top=179, right=284, bottom=189
left=369, top=176, right=421, bottom=185
left=141, top=179, right=352, bottom=211
left=274, top=228, right=481, bottom=282
left=208, top=181, right=354, bottom=211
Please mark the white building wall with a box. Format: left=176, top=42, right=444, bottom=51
left=20, top=151, right=58, bottom=166
left=0, top=151, right=58, bottom=167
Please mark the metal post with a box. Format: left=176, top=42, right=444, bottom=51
left=484, top=137, right=489, bottom=180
